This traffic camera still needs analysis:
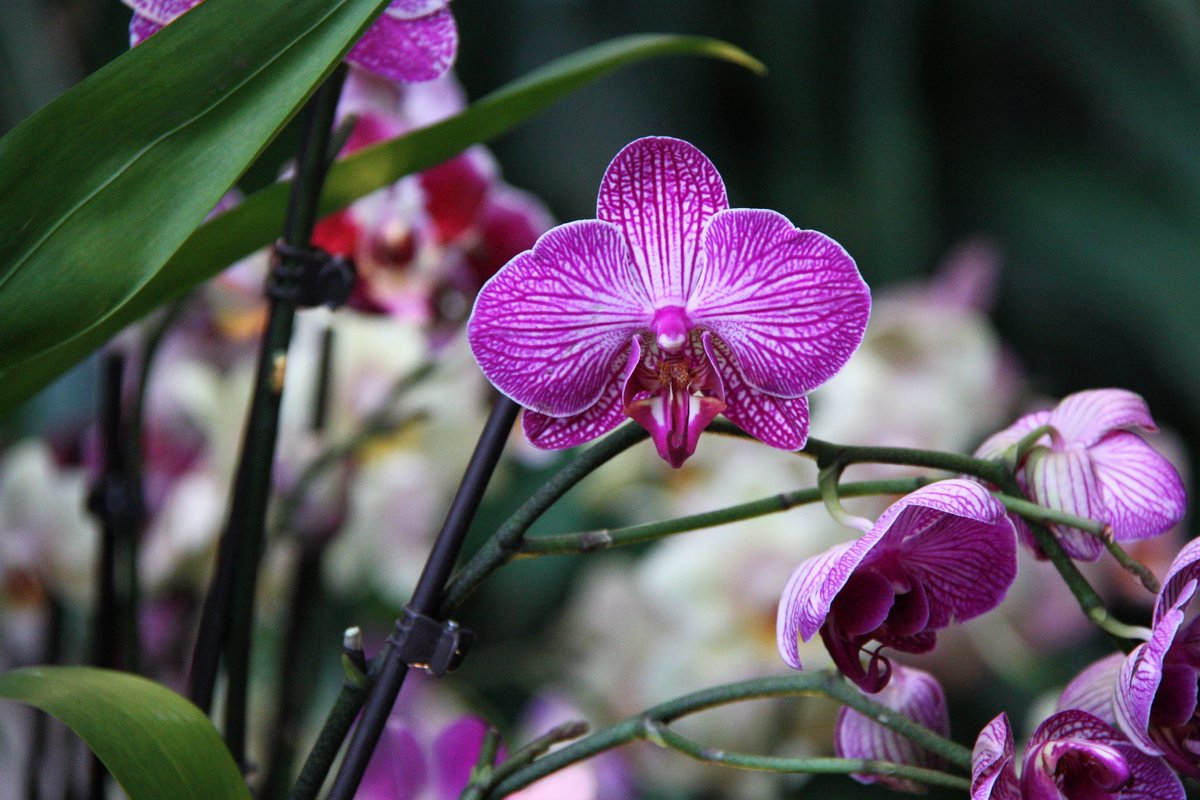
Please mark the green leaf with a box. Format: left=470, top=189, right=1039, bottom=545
left=0, top=0, right=393, bottom=402
left=0, top=666, right=249, bottom=800
left=0, top=34, right=764, bottom=413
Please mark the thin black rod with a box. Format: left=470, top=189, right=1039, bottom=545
left=324, top=395, right=519, bottom=800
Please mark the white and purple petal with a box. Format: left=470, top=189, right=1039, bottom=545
left=596, top=137, right=728, bottom=306
left=468, top=220, right=651, bottom=417
left=1025, top=446, right=1106, bottom=561
left=1156, top=536, right=1200, bottom=623
left=121, top=0, right=200, bottom=25
left=689, top=209, right=870, bottom=398
left=1088, top=432, right=1186, bottom=543
left=971, top=713, right=1020, bottom=800
left=834, top=665, right=949, bottom=793
left=776, top=544, right=855, bottom=668
left=521, top=342, right=636, bottom=451
left=1049, top=389, right=1158, bottom=448
left=702, top=333, right=809, bottom=450
left=1057, top=653, right=1123, bottom=726
left=347, top=7, right=458, bottom=84
left=973, top=409, right=1052, bottom=462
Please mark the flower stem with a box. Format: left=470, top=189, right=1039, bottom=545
left=482, top=671, right=971, bottom=798
left=1105, top=540, right=1160, bottom=594
left=188, top=65, right=348, bottom=764
left=643, top=720, right=971, bottom=791
left=438, top=422, right=649, bottom=615
left=521, top=477, right=931, bottom=556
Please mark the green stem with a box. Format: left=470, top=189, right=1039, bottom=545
left=1013, top=423, right=1056, bottom=466
left=521, top=478, right=931, bottom=556
left=483, top=671, right=971, bottom=798
left=1105, top=540, right=1161, bottom=594
left=438, top=423, right=648, bottom=615
left=644, top=720, right=970, bottom=791
left=996, top=494, right=1110, bottom=537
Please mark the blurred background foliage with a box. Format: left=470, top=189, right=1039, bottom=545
left=3, top=0, right=1198, bottom=457
left=1, top=2, right=1198, bottom=797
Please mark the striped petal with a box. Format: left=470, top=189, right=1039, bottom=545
left=468, top=221, right=651, bottom=417
left=1058, top=653, right=1123, bottom=726
left=776, top=544, right=853, bottom=668
left=1025, top=447, right=1106, bottom=560
left=973, top=409, right=1052, bottom=462
left=835, top=665, right=949, bottom=794
left=702, top=333, right=809, bottom=450
left=1049, top=389, right=1157, bottom=448
left=1157, top=536, right=1200, bottom=623
left=1090, top=431, right=1186, bottom=543
left=347, top=7, right=458, bottom=83
left=122, top=0, right=200, bottom=25
left=521, top=340, right=638, bottom=450
left=596, top=137, right=728, bottom=306
left=690, top=208, right=870, bottom=397
left=129, top=13, right=164, bottom=45
left=971, top=714, right=1020, bottom=800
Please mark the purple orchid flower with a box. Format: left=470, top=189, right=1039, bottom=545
left=1111, top=536, right=1200, bottom=778
left=776, top=479, right=1016, bottom=692
left=970, top=710, right=1184, bottom=800
left=974, top=389, right=1185, bottom=561
left=359, top=716, right=490, bottom=800
left=122, top=0, right=457, bottom=84
left=467, top=136, right=871, bottom=467
left=834, top=665, right=949, bottom=793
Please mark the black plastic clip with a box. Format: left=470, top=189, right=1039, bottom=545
left=266, top=240, right=356, bottom=309
left=389, top=607, right=475, bottom=676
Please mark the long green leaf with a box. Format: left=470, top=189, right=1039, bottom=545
left=0, top=666, right=249, bottom=800
left=0, top=0, right=393, bottom=399
left=0, top=35, right=763, bottom=413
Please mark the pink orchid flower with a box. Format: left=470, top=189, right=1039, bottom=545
left=975, top=389, right=1185, bottom=561
left=467, top=136, right=871, bottom=467
left=970, top=710, right=1183, bottom=800
left=776, top=479, right=1016, bottom=692
left=123, top=0, right=457, bottom=84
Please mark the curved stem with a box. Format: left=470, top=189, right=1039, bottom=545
left=438, top=422, right=649, bottom=615
left=521, top=477, right=931, bottom=557
left=644, top=720, right=970, bottom=791
left=483, top=671, right=971, bottom=798
left=1105, top=540, right=1160, bottom=594
left=995, top=493, right=1109, bottom=538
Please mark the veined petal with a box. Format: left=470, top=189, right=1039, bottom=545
left=432, top=718, right=490, bottom=800
left=129, top=13, right=164, bottom=46
left=971, top=714, right=1020, bottom=800
left=596, top=137, right=728, bottom=306
left=973, top=409, right=1052, bottom=462
left=521, top=341, right=637, bottom=450
left=890, top=480, right=1016, bottom=628
left=385, top=0, right=451, bottom=20
left=1025, top=710, right=1184, bottom=800
left=1025, top=447, right=1106, bottom=561
left=776, top=544, right=854, bottom=668
left=468, top=221, right=651, bottom=417
left=690, top=209, right=870, bottom=397
left=1049, top=389, right=1157, bottom=448
left=702, top=334, right=809, bottom=450
left=1156, top=536, right=1200, bottom=623
left=1115, top=581, right=1194, bottom=756
left=835, top=665, right=949, bottom=794
left=347, top=8, right=458, bottom=83
left=122, top=0, right=200, bottom=25
left=1058, top=653, right=1123, bottom=726
left=1089, top=432, right=1186, bottom=542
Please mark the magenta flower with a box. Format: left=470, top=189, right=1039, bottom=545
left=975, top=389, right=1185, bottom=560
left=359, top=716, right=488, bottom=800
left=834, top=665, right=949, bottom=793
left=970, top=710, right=1184, bottom=800
left=123, top=0, right=458, bottom=84
left=776, top=479, right=1016, bottom=692
left=1112, top=536, right=1200, bottom=777
left=468, top=137, right=871, bottom=467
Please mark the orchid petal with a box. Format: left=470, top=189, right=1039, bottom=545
left=690, top=209, right=870, bottom=397
left=834, top=666, right=949, bottom=793
left=468, top=221, right=651, bottom=417
left=359, top=719, right=426, bottom=800
left=420, top=148, right=497, bottom=244
left=1089, top=432, right=1186, bottom=542
left=521, top=339, right=638, bottom=450
left=1058, top=653, right=1123, bottom=726
left=971, top=714, right=1020, bottom=800
left=1049, top=389, right=1158, bottom=447
left=122, top=0, right=200, bottom=25
left=776, top=544, right=853, bottom=668
left=1026, top=710, right=1185, bottom=800
left=129, top=14, right=164, bottom=45
left=1025, top=446, right=1106, bottom=560
left=973, top=409, right=1052, bottom=461
left=1156, top=536, right=1200, bottom=623
left=347, top=7, right=458, bottom=84
left=384, top=0, right=451, bottom=21
left=702, top=333, right=809, bottom=450
left=887, top=480, right=1016, bottom=628
left=1115, top=581, right=1194, bottom=757
left=596, top=137, right=728, bottom=306
left=433, top=718, right=490, bottom=800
